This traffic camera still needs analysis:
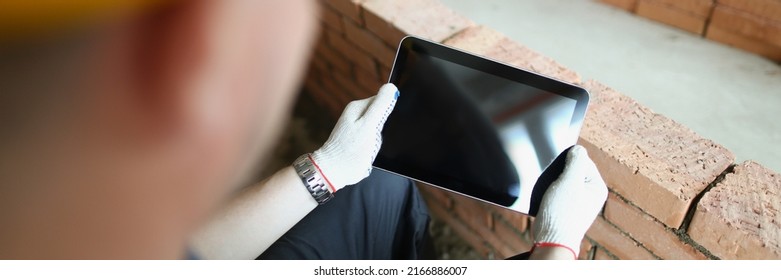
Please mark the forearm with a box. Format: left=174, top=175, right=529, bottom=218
left=190, top=166, right=317, bottom=259
left=190, top=84, right=399, bottom=259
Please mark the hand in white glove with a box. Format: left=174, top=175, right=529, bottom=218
left=311, top=83, right=399, bottom=192
left=532, top=145, right=608, bottom=259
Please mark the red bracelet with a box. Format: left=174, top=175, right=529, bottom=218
left=532, top=242, right=578, bottom=259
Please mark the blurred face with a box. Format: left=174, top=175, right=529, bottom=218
left=149, top=0, right=319, bottom=243
left=101, top=0, right=319, bottom=256
left=182, top=0, right=319, bottom=191
left=0, top=0, right=318, bottom=258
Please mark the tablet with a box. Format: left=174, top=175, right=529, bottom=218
left=373, top=36, right=589, bottom=216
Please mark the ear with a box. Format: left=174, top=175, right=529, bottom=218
left=127, top=0, right=318, bottom=140
left=120, top=0, right=319, bottom=184
left=129, top=0, right=211, bottom=132
left=122, top=0, right=247, bottom=153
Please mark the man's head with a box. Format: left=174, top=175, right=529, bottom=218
left=0, top=0, right=317, bottom=258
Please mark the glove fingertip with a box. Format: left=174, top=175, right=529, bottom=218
left=377, top=83, right=399, bottom=106
left=379, top=83, right=398, bottom=96
left=568, top=145, right=587, bottom=158
left=362, top=84, right=399, bottom=125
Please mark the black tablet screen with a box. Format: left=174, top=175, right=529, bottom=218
left=374, top=37, right=587, bottom=213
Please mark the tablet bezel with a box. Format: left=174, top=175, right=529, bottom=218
left=373, top=36, right=590, bottom=214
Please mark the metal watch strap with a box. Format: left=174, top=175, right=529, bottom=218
left=293, top=153, right=334, bottom=205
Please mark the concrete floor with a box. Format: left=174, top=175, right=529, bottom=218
left=441, top=0, right=781, bottom=172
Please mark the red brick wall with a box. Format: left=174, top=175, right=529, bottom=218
left=600, top=0, right=781, bottom=62
left=305, top=0, right=781, bottom=259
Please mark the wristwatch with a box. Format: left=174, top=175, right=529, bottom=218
left=292, top=153, right=334, bottom=205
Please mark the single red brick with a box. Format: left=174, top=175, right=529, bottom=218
left=594, top=247, right=618, bottom=260
left=656, top=0, right=714, bottom=17
left=688, top=161, right=781, bottom=259
left=586, top=218, right=657, bottom=259
left=710, top=5, right=781, bottom=47
left=636, top=0, right=708, bottom=34
left=319, top=4, right=344, bottom=33
left=325, top=28, right=378, bottom=72
left=443, top=25, right=581, bottom=84
left=604, top=193, right=708, bottom=259
left=342, top=17, right=397, bottom=68
left=361, top=0, right=474, bottom=46
left=323, top=0, right=365, bottom=25
left=578, top=80, right=734, bottom=229
left=706, top=25, right=781, bottom=61
left=600, top=0, right=638, bottom=12
left=718, top=0, right=781, bottom=21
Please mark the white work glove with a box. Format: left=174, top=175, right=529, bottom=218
left=532, top=145, right=608, bottom=258
left=311, top=83, right=399, bottom=191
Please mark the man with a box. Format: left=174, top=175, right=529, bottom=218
left=0, top=0, right=607, bottom=259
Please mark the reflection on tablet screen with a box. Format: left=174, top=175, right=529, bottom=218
left=374, top=37, right=586, bottom=214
